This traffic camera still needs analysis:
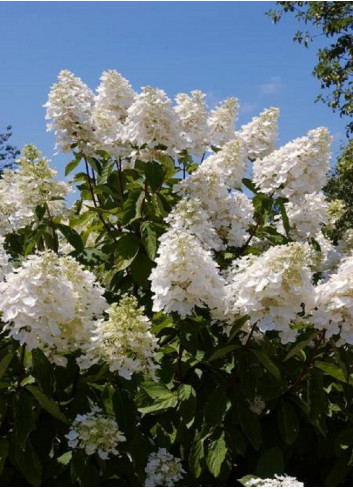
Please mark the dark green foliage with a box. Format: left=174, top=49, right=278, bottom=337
left=0, top=126, right=19, bottom=173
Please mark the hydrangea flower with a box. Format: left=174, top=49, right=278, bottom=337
left=253, top=127, right=331, bottom=201
left=176, top=170, right=253, bottom=248
left=0, top=251, right=107, bottom=365
left=0, top=145, right=71, bottom=235
left=78, top=296, right=159, bottom=380
left=66, top=406, right=126, bottom=460
left=237, top=107, right=279, bottom=160
left=225, top=243, right=315, bottom=343
left=92, top=70, right=135, bottom=160
left=45, top=70, right=96, bottom=154
left=207, top=97, right=239, bottom=147
left=200, top=138, right=247, bottom=189
left=312, top=255, right=353, bottom=344
left=144, top=448, right=185, bottom=487
left=175, top=90, right=208, bottom=156
left=165, top=197, right=224, bottom=251
left=275, top=192, right=328, bottom=240
left=150, top=230, right=226, bottom=318
left=124, top=86, right=183, bottom=160
left=243, top=474, right=304, bottom=487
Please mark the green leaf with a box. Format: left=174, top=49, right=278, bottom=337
left=250, top=349, right=281, bottom=380
left=206, top=432, right=227, bottom=478
left=278, top=401, right=299, bottom=445
left=209, top=344, right=239, bottom=362
left=121, top=189, right=144, bottom=225
left=283, top=332, right=318, bottom=361
left=140, top=381, right=171, bottom=400
left=138, top=393, right=178, bottom=414
left=65, top=154, right=82, bottom=176
left=144, top=161, right=165, bottom=192
left=115, top=234, right=140, bottom=271
left=141, top=222, right=159, bottom=260
left=131, top=251, right=154, bottom=289
left=0, top=350, right=15, bottom=380
left=277, top=198, right=291, bottom=236
left=26, top=385, right=68, bottom=424
left=13, top=391, right=36, bottom=449
left=0, top=439, right=9, bottom=475
left=315, top=361, right=347, bottom=383
left=56, top=223, right=84, bottom=252
left=14, top=439, right=42, bottom=486
left=255, top=447, right=284, bottom=478
left=237, top=397, right=262, bottom=450
left=31, top=348, right=53, bottom=395
left=189, top=433, right=205, bottom=478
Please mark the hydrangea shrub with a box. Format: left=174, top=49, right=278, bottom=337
left=0, top=69, right=351, bottom=486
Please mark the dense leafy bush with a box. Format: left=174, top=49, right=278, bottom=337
left=0, top=70, right=352, bottom=486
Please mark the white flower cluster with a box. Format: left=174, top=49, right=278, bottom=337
left=175, top=167, right=253, bottom=249
left=225, top=243, right=315, bottom=343
left=92, top=70, right=135, bottom=160
left=237, top=107, right=279, bottom=160
left=45, top=70, right=96, bottom=154
left=207, top=97, right=239, bottom=147
left=150, top=230, right=226, bottom=318
left=165, top=197, right=224, bottom=251
left=175, top=90, right=208, bottom=156
left=78, top=296, right=159, bottom=380
left=0, top=145, right=71, bottom=235
left=0, top=251, right=107, bottom=365
left=253, top=127, right=332, bottom=201
left=243, top=474, right=304, bottom=487
left=200, top=139, right=247, bottom=189
left=46, top=70, right=252, bottom=160
left=66, top=406, right=126, bottom=460
left=312, top=256, right=353, bottom=344
left=124, top=86, right=183, bottom=161
left=276, top=192, right=328, bottom=241
left=0, top=237, right=11, bottom=282
left=144, top=448, right=185, bottom=487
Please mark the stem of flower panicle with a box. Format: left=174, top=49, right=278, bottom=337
left=84, top=158, right=118, bottom=240
left=17, top=344, right=26, bottom=390
left=288, top=330, right=326, bottom=392
left=45, top=202, right=59, bottom=254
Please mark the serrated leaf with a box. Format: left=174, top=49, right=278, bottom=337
left=56, top=223, right=84, bottom=252
left=209, top=344, right=239, bottom=362
left=65, top=154, right=82, bottom=176
left=115, top=234, right=140, bottom=271
left=131, top=251, right=154, bottom=289
left=206, top=432, right=227, bottom=478
left=316, top=361, right=347, bottom=383
left=141, top=222, right=159, bottom=260
left=250, top=349, right=281, bottom=380
left=145, top=161, right=165, bottom=192
left=26, top=385, right=68, bottom=424
left=189, top=433, right=205, bottom=478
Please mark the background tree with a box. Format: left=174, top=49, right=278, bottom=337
left=0, top=125, right=19, bottom=173
left=267, top=1, right=353, bottom=238
left=267, top=1, right=353, bottom=134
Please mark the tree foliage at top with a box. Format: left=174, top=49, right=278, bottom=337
left=267, top=1, right=353, bottom=135
left=0, top=126, right=19, bottom=173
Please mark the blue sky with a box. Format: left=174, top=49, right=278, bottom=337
left=1, top=1, right=347, bottom=182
